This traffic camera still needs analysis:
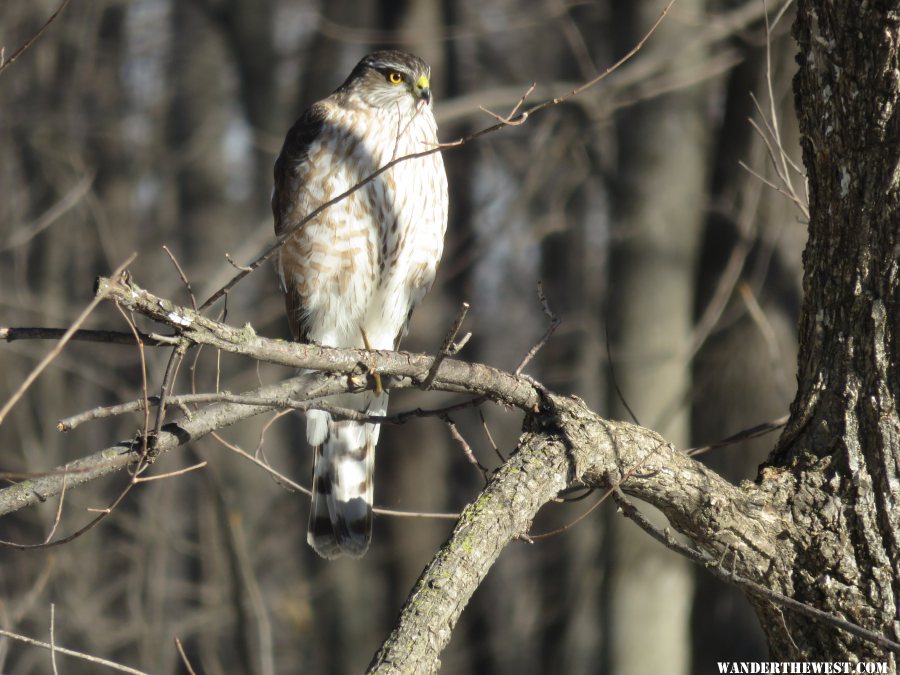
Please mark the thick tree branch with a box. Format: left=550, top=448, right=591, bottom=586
left=369, top=395, right=787, bottom=672
left=96, top=275, right=541, bottom=411
left=0, top=373, right=348, bottom=519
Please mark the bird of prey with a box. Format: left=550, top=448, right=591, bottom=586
left=272, top=51, right=449, bottom=558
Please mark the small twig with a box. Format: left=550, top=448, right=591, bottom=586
left=738, top=160, right=798, bottom=203
left=479, top=82, right=536, bottom=125
left=132, top=461, right=207, bottom=483
left=605, top=318, right=641, bottom=426
left=50, top=603, right=59, bottom=675
left=611, top=489, right=900, bottom=655
left=227, top=511, right=276, bottom=675
left=162, top=245, right=197, bottom=310
left=444, top=416, right=490, bottom=483
left=528, top=436, right=674, bottom=541
left=0, top=327, right=176, bottom=345
left=479, top=409, right=505, bottom=464
left=0, top=627, right=148, bottom=674
left=113, top=303, right=151, bottom=463
left=0, top=254, right=136, bottom=425
left=515, top=282, right=561, bottom=375
left=145, top=339, right=190, bottom=463
left=371, top=506, right=459, bottom=520
left=2, top=172, right=94, bottom=252
left=738, top=282, right=793, bottom=401
left=0, top=478, right=137, bottom=550
left=43, top=470, right=67, bottom=544
left=0, top=0, right=73, bottom=77
left=225, top=253, right=253, bottom=272
left=253, top=409, right=294, bottom=459
left=218, top=433, right=460, bottom=520
left=421, top=302, right=470, bottom=389
left=174, top=638, right=197, bottom=675
left=686, top=414, right=788, bottom=457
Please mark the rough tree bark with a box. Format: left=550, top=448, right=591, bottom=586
left=753, top=0, right=900, bottom=660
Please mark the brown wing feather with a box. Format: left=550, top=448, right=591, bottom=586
left=272, top=102, right=327, bottom=237
left=272, top=103, right=329, bottom=342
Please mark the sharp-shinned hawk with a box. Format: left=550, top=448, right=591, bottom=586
left=272, top=51, right=448, bottom=559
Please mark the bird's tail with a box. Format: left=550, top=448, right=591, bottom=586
left=306, top=391, right=387, bottom=559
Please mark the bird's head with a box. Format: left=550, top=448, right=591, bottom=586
left=341, top=50, right=433, bottom=112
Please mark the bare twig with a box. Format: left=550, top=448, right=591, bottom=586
left=217, top=430, right=459, bottom=520
left=58, top=390, right=492, bottom=437
left=174, top=638, right=197, bottom=675
left=0, top=627, right=148, bottom=674
left=225, top=253, right=253, bottom=272
left=162, top=245, right=197, bottom=310
left=444, top=416, right=490, bottom=483
left=2, top=172, right=94, bottom=251
left=421, top=301, right=470, bottom=389
left=738, top=282, right=793, bottom=401
left=479, top=82, right=536, bottom=125
left=686, top=414, right=788, bottom=457
left=132, top=461, right=207, bottom=483
left=112, top=303, right=151, bottom=463
left=49, top=603, right=58, bottom=675
left=145, top=339, right=191, bottom=463
left=0, top=477, right=137, bottom=549
left=515, top=282, right=561, bottom=375
left=0, top=327, right=179, bottom=346
left=479, top=410, right=505, bottom=464
left=43, top=470, right=67, bottom=544
left=0, top=254, right=136, bottom=425
left=0, top=0, right=73, bottom=77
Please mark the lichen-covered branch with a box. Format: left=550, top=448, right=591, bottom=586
left=368, top=394, right=787, bottom=673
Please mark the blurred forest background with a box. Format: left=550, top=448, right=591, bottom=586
left=0, top=0, right=806, bottom=673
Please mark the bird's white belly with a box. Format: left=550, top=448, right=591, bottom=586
left=280, top=105, right=447, bottom=351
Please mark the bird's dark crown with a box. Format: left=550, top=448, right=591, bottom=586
left=340, top=50, right=430, bottom=90
left=358, top=50, right=429, bottom=77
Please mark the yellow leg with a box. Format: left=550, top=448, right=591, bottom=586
left=359, top=328, right=383, bottom=396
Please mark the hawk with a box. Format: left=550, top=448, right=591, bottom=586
left=272, top=51, right=449, bottom=559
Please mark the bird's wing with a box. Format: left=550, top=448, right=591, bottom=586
left=272, top=102, right=330, bottom=342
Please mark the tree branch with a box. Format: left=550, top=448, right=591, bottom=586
left=368, top=395, right=785, bottom=672
left=95, top=275, right=541, bottom=411
left=0, top=373, right=348, bottom=519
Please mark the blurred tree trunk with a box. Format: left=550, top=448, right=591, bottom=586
left=690, top=24, right=801, bottom=672
left=212, top=0, right=280, bottom=213
left=143, top=3, right=233, bottom=672
left=606, top=1, right=711, bottom=673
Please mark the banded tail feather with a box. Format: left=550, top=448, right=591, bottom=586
left=307, top=391, right=387, bottom=559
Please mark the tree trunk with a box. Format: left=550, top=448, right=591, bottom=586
left=606, top=1, right=711, bottom=672
left=754, top=0, right=900, bottom=660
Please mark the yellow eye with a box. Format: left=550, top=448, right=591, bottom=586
left=387, top=71, right=403, bottom=84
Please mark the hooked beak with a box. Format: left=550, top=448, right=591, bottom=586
left=415, top=75, right=432, bottom=104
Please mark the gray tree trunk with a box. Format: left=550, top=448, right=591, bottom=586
left=606, top=1, right=711, bottom=672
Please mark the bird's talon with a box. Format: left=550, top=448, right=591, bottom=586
left=373, top=371, right=383, bottom=396
left=359, top=328, right=383, bottom=395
